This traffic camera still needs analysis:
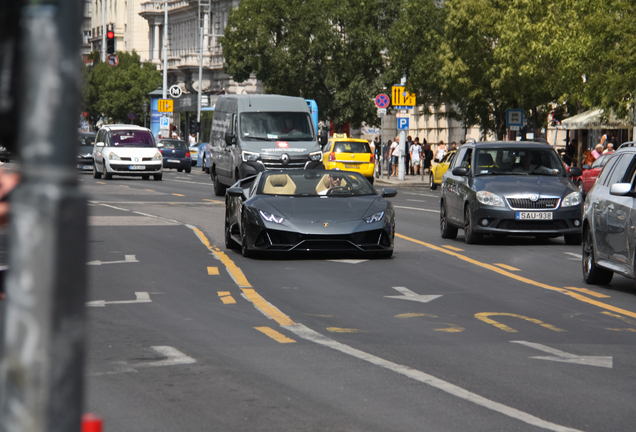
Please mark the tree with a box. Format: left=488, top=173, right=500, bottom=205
left=81, top=51, right=161, bottom=126
left=222, top=0, right=399, bottom=129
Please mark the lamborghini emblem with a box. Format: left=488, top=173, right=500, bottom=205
left=323, top=223, right=329, bottom=227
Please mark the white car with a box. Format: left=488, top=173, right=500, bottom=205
left=92, top=125, right=163, bottom=181
left=189, top=142, right=198, bottom=166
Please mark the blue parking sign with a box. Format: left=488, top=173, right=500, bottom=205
left=397, top=117, right=409, bottom=130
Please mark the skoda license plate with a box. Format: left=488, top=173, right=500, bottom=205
left=516, top=212, right=553, bottom=220
left=129, top=165, right=145, bottom=170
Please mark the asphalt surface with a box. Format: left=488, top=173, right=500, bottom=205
left=6, top=166, right=636, bottom=431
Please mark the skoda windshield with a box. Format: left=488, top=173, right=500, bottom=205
left=241, top=112, right=315, bottom=141
left=474, top=147, right=566, bottom=177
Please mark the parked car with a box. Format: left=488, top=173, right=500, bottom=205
left=198, top=142, right=210, bottom=173
left=429, top=150, right=457, bottom=190
left=225, top=169, right=396, bottom=258
left=440, top=140, right=583, bottom=244
left=77, top=131, right=96, bottom=172
left=322, top=134, right=375, bottom=184
left=572, top=153, right=614, bottom=197
left=158, top=138, right=191, bottom=173
left=92, top=124, right=163, bottom=181
left=582, top=143, right=636, bottom=287
left=189, top=141, right=198, bottom=166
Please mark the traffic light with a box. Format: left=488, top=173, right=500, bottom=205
left=189, top=116, right=199, bottom=134
left=106, top=25, right=115, bottom=54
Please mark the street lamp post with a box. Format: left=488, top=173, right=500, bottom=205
left=143, top=101, right=148, bottom=128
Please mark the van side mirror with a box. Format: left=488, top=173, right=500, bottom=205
left=319, top=130, right=328, bottom=146
left=225, top=131, right=236, bottom=146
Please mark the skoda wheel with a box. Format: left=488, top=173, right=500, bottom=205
left=440, top=202, right=458, bottom=239
left=583, top=225, right=613, bottom=284
left=464, top=206, right=482, bottom=244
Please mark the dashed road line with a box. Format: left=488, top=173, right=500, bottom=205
left=255, top=327, right=296, bottom=343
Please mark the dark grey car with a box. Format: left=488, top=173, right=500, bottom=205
left=582, top=142, right=636, bottom=287
left=440, top=141, right=583, bottom=244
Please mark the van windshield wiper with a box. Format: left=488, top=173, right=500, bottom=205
left=243, top=136, right=272, bottom=141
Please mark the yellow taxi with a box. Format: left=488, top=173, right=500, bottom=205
left=429, top=150, right=457, bottom=190
left=322, top=134, right=376, bottom=184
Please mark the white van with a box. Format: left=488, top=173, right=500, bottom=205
left=208, top=95, right=323, bottom=195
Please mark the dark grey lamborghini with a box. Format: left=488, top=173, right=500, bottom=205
left=224, top=170, right=397, bottom=258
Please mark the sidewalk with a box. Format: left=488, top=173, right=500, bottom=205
left=375, top=172, right=430, bottom=187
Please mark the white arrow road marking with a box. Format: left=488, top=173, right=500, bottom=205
left=327, top=259, right=368, bottom=264
left=136, top=346, right=196, bottom=367
left=385, top=286, right=442, bottom=304
left=511, top=341, right=613, bottom=368
left=87, top=254, right=139, bottom=266
left=86, top=291, right=151, bottom=307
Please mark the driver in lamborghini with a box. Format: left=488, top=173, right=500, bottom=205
left=318, top=173, right=346, bottom=195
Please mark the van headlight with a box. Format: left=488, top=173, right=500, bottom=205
left=476, top=191, right=505, bottom=207
left=364, top=211, right=385, bottom=223
left=309, top=151, right=323, bottom=161
left=108, top=152, right=121, bottom=160
left=152, top=151, right=162, bottom=161
left=259, top=210, right=284, bottom=224
left=562, top=191, right=582, bottom=207
left=242, top=151, right=260, bottom=162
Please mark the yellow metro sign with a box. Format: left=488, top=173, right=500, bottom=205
left=158, top=99, right=173, bottom=113
left=391, top=85, right=416, bottom=107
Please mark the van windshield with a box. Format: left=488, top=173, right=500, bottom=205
left=241, top=112, right=315, bottom=141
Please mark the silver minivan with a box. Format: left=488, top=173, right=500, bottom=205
left=208, top=95, right=323, bottom=196
left=582, top=143, right=636, bottom=287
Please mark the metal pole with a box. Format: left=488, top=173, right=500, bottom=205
left=1, top=1, right=88, bottom=431
left=162, top=0, right=168, bottom=99
left=102, top=0, right=106, bottom=62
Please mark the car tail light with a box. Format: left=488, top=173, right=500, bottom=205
left=369, top=154, right=375, bottom=164
left=329, top=152, right=336, bottom=162
left=186, top=151, right=191, bottom=158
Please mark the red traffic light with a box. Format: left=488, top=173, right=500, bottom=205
left=107, top=31, right=114, bottom=39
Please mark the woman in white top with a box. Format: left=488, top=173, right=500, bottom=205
left=410, top=138, right=421, bottom=175
left=435, top=141, right=446, bottom=161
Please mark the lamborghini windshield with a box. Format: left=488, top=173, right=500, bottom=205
left=474, top=147, right=566, bottom=176
left=258, top=171, right=376, bottom=196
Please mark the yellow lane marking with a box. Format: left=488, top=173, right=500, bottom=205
left=565, top=287, right=610, bottom=298
left=475, top=312, right=565, bottom=333
left=607, top=328, right=636, bottom=332
left=442, top=245, right=464, bottom=251
left=203, top=199, right=224, bottom=203
left=395, top=313, right=429, bottom=319
left=494, top=263, right=520, bottom=271
left=207, top=266, right=219, bottom=275
left=172, top=193, right=185, bottom=197
left=145, top=189, right=155, bottom=192
left=435, top=324, right=465, bottom=332
left=96, top=182, right=106, bottom=185
left=602, top=311, right=636, bottom=326
left=218, top=291, right=236, bottom=304
left=189, top=227, right=251, bottom=287
left=242, top=289, right=295, bottom=326
left=120, top=185, right=130, bottom=188
left=255, top=327, right=296, bottom=343
left=396, top=233, right=636, bottom=319
left=327, top=327, right=364, bottom=333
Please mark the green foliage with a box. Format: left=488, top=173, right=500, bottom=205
left=222, top=0, right=399, bottom=129
left=81, top=51, right=161, bottom=126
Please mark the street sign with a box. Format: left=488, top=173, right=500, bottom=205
left=507, top=109, right=524, bottom=127
left=160, top=116, right=170, bottom=128
left=375, top=94, right=390, bottom=109
left=397, top=117, right=409, bottom=130
left=391, top=85, right=416, bottom=107
left=106, top=54, right=119, bottom=67
left=510, top=126, right=520, bottom=131
left=377, top=108, right=386, bottom=117
left=169, top=85, right=182, bottom=98
left=158, top=99, right=173, bottom=113
left=127, top=112, right=136, bottom=120
left=396, top=113, right=409, bottom=118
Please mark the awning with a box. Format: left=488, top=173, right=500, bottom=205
left=559, top=109, right=632, bottom=130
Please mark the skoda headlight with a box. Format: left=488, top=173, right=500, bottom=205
left=259, top=210, right=285, bottom=224
left=152, top=151, right=162, bottom=161
left=309, top=151, right=323, bottom=161
left=562, top=191, right=582, bottom=207
left=364, top=211, right=385, bottom=224
left=242, top=151, right=261, bottom=162
left=476, top=191, right=505, bottom=207
left=108, top=152, right=121, bottom=160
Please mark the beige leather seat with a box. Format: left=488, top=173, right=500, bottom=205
left=263, top=174, right=296, bottom=195
left=315, top=175, right=331, bottom=194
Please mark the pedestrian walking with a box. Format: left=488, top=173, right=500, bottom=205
left=410, top=137, right=421, bottom=176
left=405, top=135, right=413, bottom=175
left=422, top=139, right=433, bottom=175
left=390, top=139, right=399, bottom=177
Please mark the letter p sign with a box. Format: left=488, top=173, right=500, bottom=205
left=397, top=118, right=409, bottom=130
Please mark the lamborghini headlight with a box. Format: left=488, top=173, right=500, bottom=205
left=562, top=191, right=582, bottom=207
left=309, top=151, right=323, bottom=161
left=108, top=152, right=121, bottom=161
left=259, top=210, right=285, bottom=224
left=476, top=191, right=505, bottom=207
left=242, top=151, right=261, bottom=162
left=364, top=211, right=385, bottom=224
left=152, top=151, right=162, bottom=161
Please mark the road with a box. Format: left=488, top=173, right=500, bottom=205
left=76, top=168, right=636, bottom=431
